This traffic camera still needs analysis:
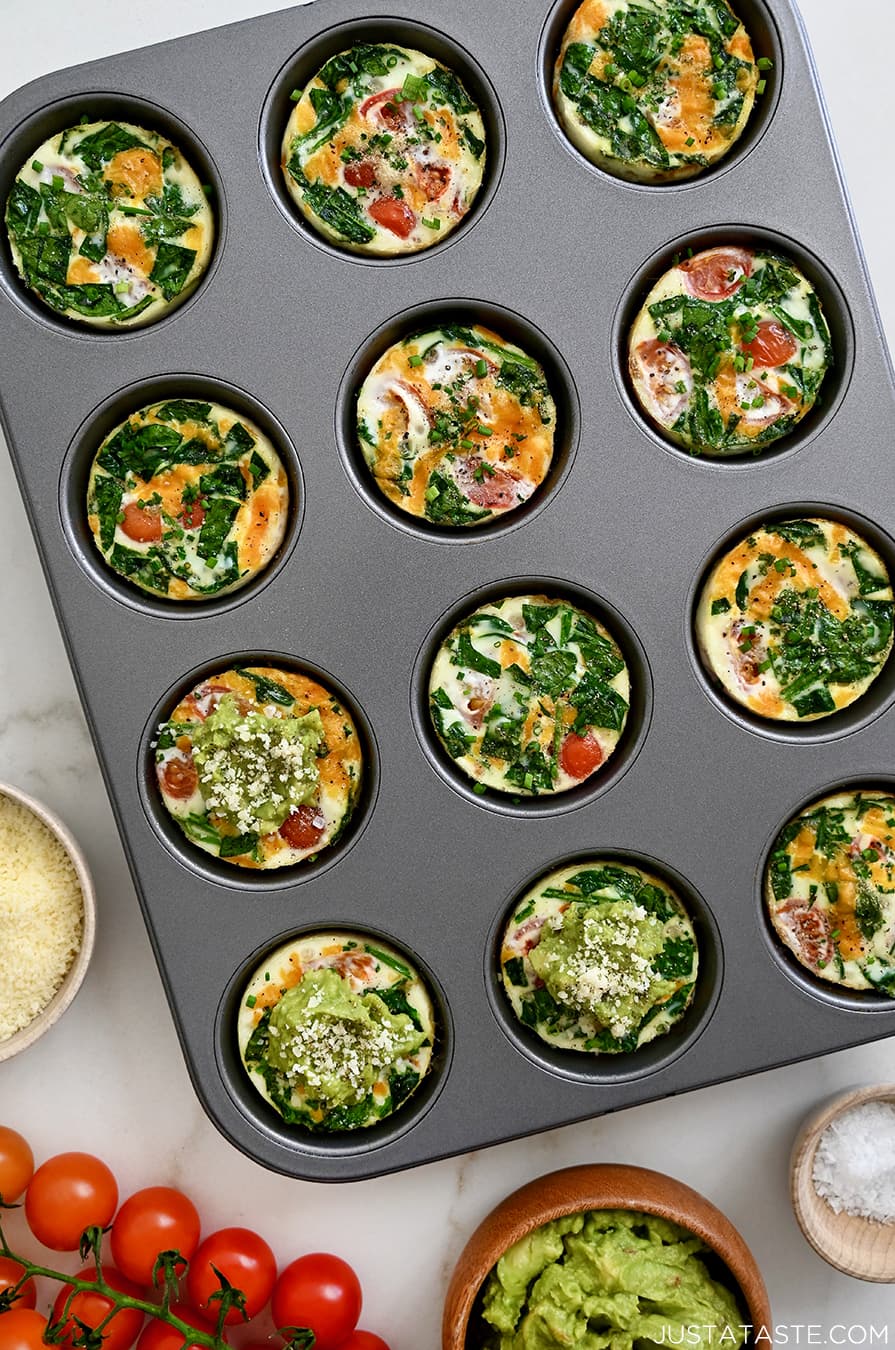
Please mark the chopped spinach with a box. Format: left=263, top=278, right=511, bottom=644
left=653, top=937, right=696, bottom=979
left=377, top=983, right=423, bottom=1030
left=149, top=242, right=196, bottom=300
left=154, top=400, right=212, bottom=424
left=503, top=956, right=527, bottom=988
left=91, top=475, right=123, bottom=550
left=199, top=463, right=247, bottom=501
left=74, top=122, right=151, bottom=169
left=196, top=497, right=239, bottom=562
left=219, top=831, right=259, bottom=859
left=571, top=671, right=628, bottom=733
left=456, top=630, right=501, bottom=679
left=288, top=165, right=375, bottom=245
left=234, top=668, right=294, bottom=707
left=423, top=470, right=489, bottom=525
left=97, top=421, right=182, bottom=480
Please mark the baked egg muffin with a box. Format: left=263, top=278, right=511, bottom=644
left=5, top=121, right=213, bottom=327
left=554, top=0, right=761, bottom=183
left=356, top=322, right=555, bottom=526
left=238, top=932, right=436, bottom=1130
left=282, top=43, right=486, bottom=255
left=155, top=666, right=362, bottom=868
left=629, top=247, right=831, bottom=455
left=429, top=594, right=630, bottom=796
left=87, top=400, right=288, bottom=600
left=696, top=519, right=893, bottom=721
left=767, top=791, right=895, bottom=996
left=501, top=862, right=698, bottom=1053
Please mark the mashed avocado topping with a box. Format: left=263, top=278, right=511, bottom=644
left=530, top=901, right=671, bottom=1038
left=190, top=694, right=323, bottom=834
left=477, top=1210, right=746, bottom=1349
left=266, top=968, right=426, bottom=1108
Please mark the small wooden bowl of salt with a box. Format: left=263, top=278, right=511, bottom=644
left=791, top=1084, right=895, bottom=1281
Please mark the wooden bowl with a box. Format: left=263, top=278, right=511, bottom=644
left=0, top=782, right=96, bottom=1063
left=443, top=1163, right=771, bottom=1348
left=791, top=1084, right=895, bottom=1282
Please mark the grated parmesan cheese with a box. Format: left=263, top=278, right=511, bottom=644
left=812, top=1100, right=895, bottom=1224
left=0, top=794, right=84, bottom=1041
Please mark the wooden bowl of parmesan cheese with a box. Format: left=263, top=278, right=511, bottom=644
left=0, top=782, right=95, bottom=1062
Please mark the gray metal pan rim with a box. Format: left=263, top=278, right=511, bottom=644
left=537, top=0, right=783, bottom=193
left=214, top=921, right=454, bottom=1160
left=484, top=849, right=724, bottom=1085
left=611, top=223, right=855, bottom=467
left=257, top=14, right=506, bottom=267
left=334, top=296, right=580, bottom=543
left=754, top=775, right=895, bottom=1015
left=59, top=373, right=304, bottom=619
left=684, top=501, right=895, bottom=743
left=0, top=90, right=227, bottom=339
left=136, top=650, right=380, bottom=890
left=410, top=575, right=653, bottom=817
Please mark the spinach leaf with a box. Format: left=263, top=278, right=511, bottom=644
left=522, top=603, right=558, bottom=633
left=196, top=498, right=239, bottom=561
left=288, top=165, right=375, bottom=245
left=653, top=937, right=696, bottom=979
left=6, top=179, right=42, bottom=234
left=91, top=475, right=123, bottom=550
left=455, top=630, right=501, bottom=679
left=181, top=814, right=222, bottom=848
left=430, top=704, right=473, bottom=760
left=574, top=625, right=625, bottom=679
left=249, top=451, right=270, bottom=485
left=200, top=463, right=247, bottom=501
left=572, top=671, right=628, bottom=732
left=224, top=421, right=255, bottom=456
left=496, top=359, right=550, bottom=414
left=768, top=849, right=793, bottom=901
left=16, top=234, right=70, bottom=286
left=149, top=242, right=196, bottom=300
left=43, top=281, right=126, bottom=317
left=503, top=957, right=528, bottom=988
left=97, top=422, right=182, bottom=479
left=219, top=832, right=259, bottom=859
left=155, top=400, right=212, bottom=424
left=480, top=718, right=523, bottom=763
left=108, top=544, right=170, bottom=593
left=460, top=121, right=486, bottom=159
left=377, top=983, right=423, bottom=1030
left=423, top=67, right=476, bottom=114
left=839, top=541, right=889, bottom=597
left=531, top=649, right=577, bottom=697
left=234, top=668, right=294, bottom=707
left=855, top=880, right=884, bottom=940
left=74, top=122, right=151, bottom=169
left=423, top=470, right=489, bottom=525
left=387, top=1068, right=420, bottom=1110
left=316, top=44, right=408, bottom=90
left=765, top=519, right=826, bottom=550
left=504, top=746, right=556, bottom=794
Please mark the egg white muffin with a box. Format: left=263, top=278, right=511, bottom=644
left=282, top=43, right=486, bottom=255
left=629, top=247, right=831, bottom=455
left=554, top=0, right=760, bottom=183
left=767, top=791, right=895, bottom=996
left=429, top=594, right=630, bottom=796
left=696, top=519, right=893, bottom=721
left=87, top=400, right=288, bottom=600
left=356, top=323, right=555, bottom=525
left=5, top=121, right=213, bottom=327
left=501, top=862, right=698, bottom=1053
left=155, top=667, right=362, bottom=868
left=238, top=932, right=436, bottom=1131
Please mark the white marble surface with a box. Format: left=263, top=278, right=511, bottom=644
left=3, top=1, right=895, bottom=1344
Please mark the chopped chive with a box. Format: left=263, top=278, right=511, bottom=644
left=421, top=216, right=440, bottom=229
left=408, top=353, right=423, bottom=368
left=475, top=358, right=488, bottom=378
left=425, top=484, right=439, bottom=501
left=289, top=88, right=302, bottom=101
left=712, top=81, right=726, bottom=100
left=31, top=159, right=43, bottom=172
left=245, top=994, right=257, bottom=1008
left=757, top=57, right=773, bottom=69
left=364, top=944, right=411, bottom=976
left=685, top=136, right=695, bottom=147
left=459, top=438, right=474, bottom=449
left=476, top=424, right=492, bottom=437
left=473, top=782, right=488, bottom=795
left=756, top=78, right=767, bottom=94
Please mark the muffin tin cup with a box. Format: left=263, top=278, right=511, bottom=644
left=3, top=0, right=895, bottom=1180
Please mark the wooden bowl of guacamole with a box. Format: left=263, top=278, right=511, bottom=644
left=443, top=1164, right=771, bottom=1349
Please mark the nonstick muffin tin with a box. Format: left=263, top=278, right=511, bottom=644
left=2, top=0, right=895, bottom=1182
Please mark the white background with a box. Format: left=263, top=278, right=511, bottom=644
left=2, top=2, right=895, bottom=1345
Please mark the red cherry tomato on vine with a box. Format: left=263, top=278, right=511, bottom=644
left=0, top=1309, right=48, bottom=1350
left=0, top=1259, right=35, bottom=1311
left=111, top=1187, right=201, bottom=1287
left=135, top=1303, right=212, bottom=1350
left=186, top=1229, right=276, bottom=1325
left=0, top=1128, right=33, bottom=1203
left=51, top=1266, right=144, bottom=1350
left=25, top=1152, right=118, bottom=1251
left=271, top=1254, right=362, bottom=1350
left=338, top=1334, right=391, bottom=1350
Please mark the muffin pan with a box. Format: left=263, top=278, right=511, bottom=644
left=2, top=0, right=895, bottom=1181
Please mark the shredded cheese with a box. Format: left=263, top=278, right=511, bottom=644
left=0, top=795, right=84, bottom=1041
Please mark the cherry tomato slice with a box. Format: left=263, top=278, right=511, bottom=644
left=271, top=1254, right=361, bottom=1350
left=344, top=161, right=376, bottom=189
left=359, top=88, right=400, bottom=118
left=0, top=1127, right=33, bottom=1203
left=560, top=732, right=604, bottom=781
left=417, top=163, right=450, bottom=200
left=679, top=247, right=753, bottom=300
left=136, top=1304, right=211, bottom=1350
left=25, top=1152, right=118, bottom=1251
left=0, top=1309, right=48, bottom=1350
left=52, top=1267, right=144, bottom=1350
left=158, top=755, right=198, bottom=801
left=741, top=318, right=798, bottom=368
left=111, top=1187, right=201, bottom=1288
left=368, top=197, right=416, bottom=239
left=0, top=1259, right=35, bottom=1312
left=186, top=1229, right=276, bottom=1326
left=279, top=805, right=325, bottom=851
left=120, top=503, right=162, bottom=543
left=180, top=497, right=205, bottom=531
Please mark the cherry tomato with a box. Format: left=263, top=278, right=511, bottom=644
left=180, top=497, right=205, bottom=531
left=560, top=732, right=604, bottom=781
left=741, top=317, right=798, bottom=369
left=111, top=1187, right=201, bottom=1288
left=120, top=503, right=162, bottom=543
left=368, top=197, right=416, bottom=239
left=0, top=1309, right=48, bottom=1350
left=136, top=1304, right=212, bottom=1350
left=279, top=806, right=324, bottom=851
left=186, top=1229, right=276, bottom=1326
left=359, top=88, right=400, bottom=119
left=679, top=246, right=752, bottom=300
left=417, top=163, right=450, bottom=200
left=25, top=1152, right=118, bottom=1251
left=0, top=1128, right=33, bottom=1203
left=338, top=1335, right=390, bottom=1350
left=344, top=161, right=376, bottom=189
left=158, top=756, right=198, bottom=801
left=271, top=1254, right=361, bottom=1350
left=52, top=1267, right=144, bottom=1350
left=0, top=1259, right=36, bottom=1311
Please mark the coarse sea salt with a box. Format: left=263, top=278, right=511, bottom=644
left=812, top=1100, right=895, bottom=1224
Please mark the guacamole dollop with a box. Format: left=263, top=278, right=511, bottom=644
left=267, top=968, right=426, bottom=1108
left=478, top=1210, right=747, bottom=1349
left=529, top=901, right=670, bottom=1038
left=189, top=694, right=324, bottom=834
